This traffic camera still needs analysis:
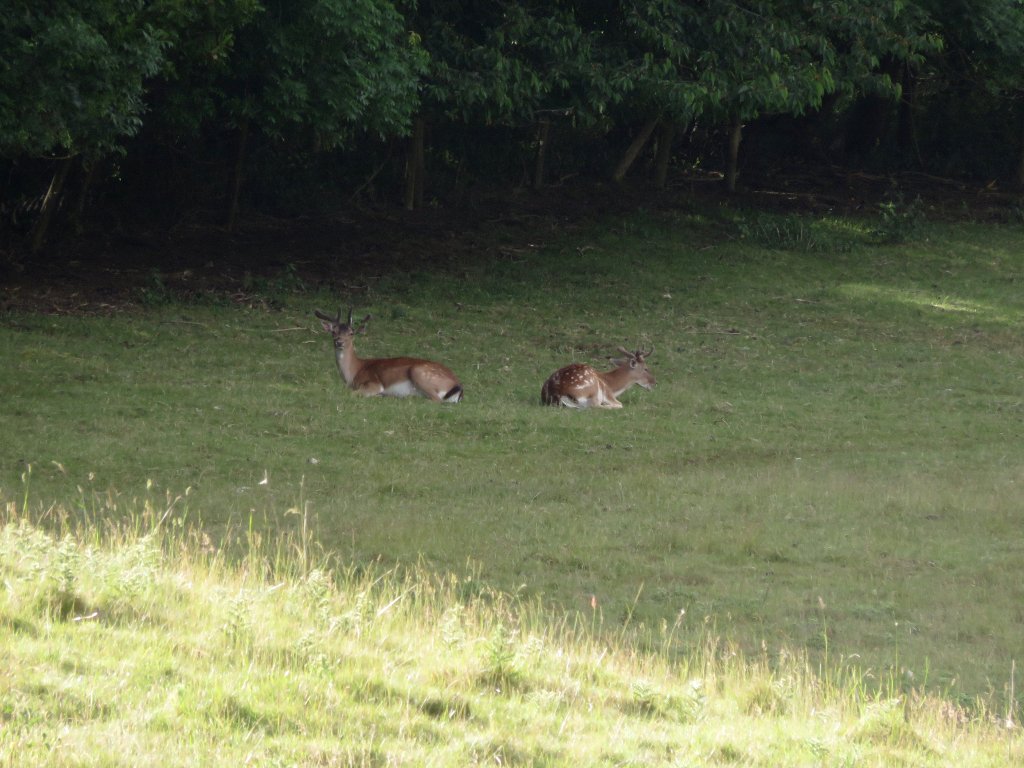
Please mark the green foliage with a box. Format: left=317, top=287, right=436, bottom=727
left=686, top=0, right=940, bottom=124
left=814, top=0, right=941, bottom=98
left=1, top=0, right=1022, bottom=239
left=227, top=0, right=427, bottom=145
left=734, top=211, right=862, bottom=252
left=580, top=1, right=702, bottom=122
left=875, top=194, right=927, bottom=243
left=908, top=0, right=1024, bottom=178
left=0, top=0, right=424, bottom=157
left=921, top=0, right=1024, bottom=96
left=140, top=0, right=262, bottom=137
left=416, top=1, right=601, bottom=126
left=0, top=1, right=170, bottom=158
left=693, top=1, right=828, bottom=121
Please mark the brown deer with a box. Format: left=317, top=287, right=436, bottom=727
left=541, top=347, right=655, bottom=408
left=315, top=308, right=463, bottom=403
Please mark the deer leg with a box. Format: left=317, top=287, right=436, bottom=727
left=354, top=382, right=386, bottom=397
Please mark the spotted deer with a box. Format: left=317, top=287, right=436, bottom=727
left=541, top=347, right=654, bottom=408
left=315, top=308, right=463, bottom=403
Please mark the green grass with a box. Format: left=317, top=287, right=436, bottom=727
left=2, top=207, right=1024, bottom=748
left=1, top=505, right=1020, bottom=766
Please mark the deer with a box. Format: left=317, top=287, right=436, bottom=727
left=541, top=347, right=654, bottom=408
left=314, top=308, right=464, bottom=403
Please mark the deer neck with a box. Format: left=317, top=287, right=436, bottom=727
left=599, top=366, right=634, bottom=397
left=335, top=344, right=363, bottom=387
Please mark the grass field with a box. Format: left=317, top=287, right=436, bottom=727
left=2, top=206, right=1023, bottom=760
left=2, top=509, right=1020, bottom=766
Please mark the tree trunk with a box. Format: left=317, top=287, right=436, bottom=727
left=1016, top=111, right=1024, bottom=189
left=71, top=158, right=98, bottom=235
left=897, top=63, right=919, bottom=165
left=653, top=121, right=676, bottom=189
left=725, top=116, right=742, bottom=193
left=225, top=118, right=249, bottom=232
left=404, top=115, right=425, bottom=210
left=30, top=157, right=73, bottom=253
left=612, top=117, right=660, bottom=183
left=533, top=117, right=551, bottom=190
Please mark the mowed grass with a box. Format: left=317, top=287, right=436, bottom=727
left=2, top=207, right=1023, bottom=720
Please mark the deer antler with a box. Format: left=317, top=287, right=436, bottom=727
left=617, top=346, right=652, bottom=361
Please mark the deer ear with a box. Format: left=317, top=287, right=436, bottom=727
left=318, top=318, right=334, bottom=333
left=356, top=314, right=372, bottom=333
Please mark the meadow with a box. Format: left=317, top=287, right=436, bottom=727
left=2, top=205, right=1023, bottom=764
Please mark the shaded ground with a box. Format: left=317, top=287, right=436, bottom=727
left=2, top=167, right=1020, bottom=315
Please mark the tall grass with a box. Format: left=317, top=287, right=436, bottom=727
left=1, top=493, right=1020, bottom=767
left=2, top=207, right=1023, bottom=725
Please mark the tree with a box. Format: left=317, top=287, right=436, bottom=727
left=224, top=0, right=427, bottom=226
left=571, top=1, right=703, bottom=184
left=406, top=1, right=603, bottom=203
left=678, top=1, right=940, bottom=191
left=692, top=1, right=840, bottom=192
left=0, top=1, right=171, bottom=249
left=140, top=0, right=262, bottom=140
left=913, top=0, right=1024, bottom=182
left=815, top=0, right=939, bottom=162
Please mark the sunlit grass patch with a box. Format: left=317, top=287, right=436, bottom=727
left=1, top=498, right=1020, bottom=766
left=837, top=282, right=1016, bottom=323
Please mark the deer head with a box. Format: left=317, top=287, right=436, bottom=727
left=612, top=346, right=656, bottom=390
left=314, top=307, right=371, bottom=351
